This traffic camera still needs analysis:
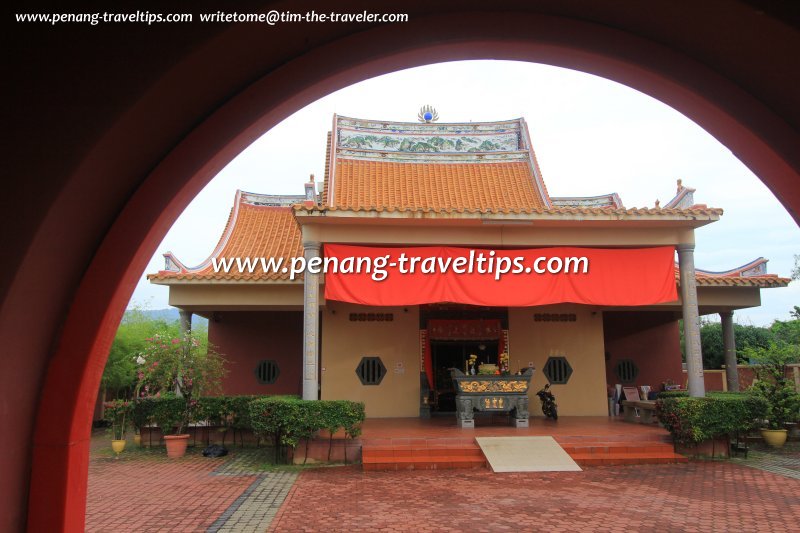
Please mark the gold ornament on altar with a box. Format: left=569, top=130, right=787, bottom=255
left=458, top=380, right=528, bottom=393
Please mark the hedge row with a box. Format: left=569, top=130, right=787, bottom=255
left=131, top=395, right=366, bottom=462
left=656, top=392, right=768, bottom=445
left=249, top=397, right=365, bottom=463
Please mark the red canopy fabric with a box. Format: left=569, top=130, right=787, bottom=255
left=323, top=244, right=677, bottom=307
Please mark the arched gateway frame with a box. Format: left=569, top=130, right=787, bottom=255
left=4, top=5, right=799, bottom=531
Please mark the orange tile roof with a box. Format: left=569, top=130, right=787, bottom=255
left=330, top=160, right=550, bottom=211
left=693, top=274, right=790, bottom=288
left=148, top=199, right=302, bottom=282
left=293, top=203, right=723, bottom=217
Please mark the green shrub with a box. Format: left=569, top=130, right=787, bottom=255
left=131, top=397, right=157, bottom=433
left=656, top=390, right=689, bottom=399
left=656, top=393, right=767, bottom=445
left=151, top=394, right=190, bottom=435
left=248, top=397, right=365, bottom=464
left=743, top=341, right=800, bottom=429
left=103, top=399, right=131, bottom=440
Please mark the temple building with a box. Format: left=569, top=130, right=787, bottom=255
left=148, top=113, right=789, bottom=418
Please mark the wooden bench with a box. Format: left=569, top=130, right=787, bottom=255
left=620, top=400, right=658, bottom=424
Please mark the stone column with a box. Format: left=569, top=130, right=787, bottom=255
left=302, top=242, right=321, bottom=400
left=178, top=309, right=192, bottom=335
left=720, top=311, right=739, bottom=392
left=678, top=244, right=705, bottom=397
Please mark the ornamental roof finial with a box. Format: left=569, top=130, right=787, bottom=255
left=677, top=178, right=683, bottom=193
left=417, top=105, right=439, bottom=123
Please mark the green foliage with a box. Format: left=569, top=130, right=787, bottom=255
left=770, top=318, right=800, bottom=346
left=248, top=397, right=365, bottom=464
left=694, top=320, right=774, bottom=369
left=103, top=399, right=131, bottom=440
left=656, top=393, right=768, bottom=445
left=686, top=315, right=800, bottom=370
left=743, top=342, right=800, bottom=429
left=133, top=332, right=227, bottom=434
left=150, top=394, right=190, bottom=435
left=656, top=390, right=689, bottom=399
left=131, top=397, right=156, bottom=432
left=102, top=308, right=178, bottom=395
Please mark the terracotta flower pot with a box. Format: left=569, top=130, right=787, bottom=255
left=760, top=428, right=788, bottom=448
left=164, top=434, right=190, bottom=458
left=111, top=439, right=126, bottom=457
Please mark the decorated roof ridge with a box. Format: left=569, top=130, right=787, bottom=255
left=520, top=117, right=551, bottom=208
left=292, top=204, right=723, bottom=216
left=151, top=190, right=302, bottom=278
left=158, top=190, right=243, bottom=275
left=551, top=193, right=625, bottom=209
left=694, top=257, right=773, bottom=278
left=673, top=257, right=790, bottom=288
left=335, top=114, right=526, bottom=130
left=663, top=179, right=698, bottom=209
left=327, top=113, right=553, bottom=210
left=148, top=195, right=303, bottom=283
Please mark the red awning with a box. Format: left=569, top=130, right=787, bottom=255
left=323, top=245, right=677, bottom=307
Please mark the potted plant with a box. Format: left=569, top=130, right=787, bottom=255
left=152, top=394, right=196, bottom=458
left=136, top=332, right=227, bottom=458
left=744, top=342, right=800, bottom=448
left=103, top=399, right=131, bottom=457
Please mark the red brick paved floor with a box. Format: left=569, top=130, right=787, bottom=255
left=268, top=462, right=800, bottom=532
left=86, top=439, right=255, bottom=532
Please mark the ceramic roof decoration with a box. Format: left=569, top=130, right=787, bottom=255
left=148, top=114, right=789, bottom=289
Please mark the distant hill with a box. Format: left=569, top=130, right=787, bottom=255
left=124, top=308, right=208, bottom=327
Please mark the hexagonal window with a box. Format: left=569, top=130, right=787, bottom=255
left=254, top=360, right=280, bottom=384
left=543, top=356, right=573, bottom=384
left=356, top=356, right=387, bottom=386
left=615, top=359, right=639, bottom=384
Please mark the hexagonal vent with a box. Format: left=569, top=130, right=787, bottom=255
left=615, top=359, right=639, bottom=383
left=543, top=356, right=573, bottom=384
left=356, top=357, right=386, bottom=386
left=254, top=360, right=280, bottom=384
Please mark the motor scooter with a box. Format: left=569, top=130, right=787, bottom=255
left=536, top=383, right=558, bottom=420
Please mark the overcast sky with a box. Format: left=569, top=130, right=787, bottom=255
left=131, top=60, right=799, bottom=326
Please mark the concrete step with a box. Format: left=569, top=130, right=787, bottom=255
left=559, top=442, right=674, bottom=455
left=362, top=437, right=486, bottom=471
left=569, top=451, right=688, bottom=466
left=362, top=454, right=487, bottom=471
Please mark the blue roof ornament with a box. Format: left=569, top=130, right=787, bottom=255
left=417, top=105, right=439, bottom=123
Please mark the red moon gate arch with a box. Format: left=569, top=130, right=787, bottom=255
left=4, top=2, right=800, bottom=530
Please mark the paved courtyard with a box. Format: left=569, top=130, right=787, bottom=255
left=87, top=434, right=800, bottom=532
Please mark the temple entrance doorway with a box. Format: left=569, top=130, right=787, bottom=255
left=430, top=341, right=500, bottom=413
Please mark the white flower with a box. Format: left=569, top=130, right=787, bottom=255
left=135, top=355, right=146, bottom=365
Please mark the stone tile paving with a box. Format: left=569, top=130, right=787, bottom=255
left=731, top=441, right=800, bottom=480
left=86, top=435, right=296, bottom=532
left=268, top=462, right=800, bottom=532
left=88, top=432, right=800, bottom=532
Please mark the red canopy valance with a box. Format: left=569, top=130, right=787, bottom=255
left=323, top=245, right=677, bottom=307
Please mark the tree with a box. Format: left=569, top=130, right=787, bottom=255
left=135, top=332, right=227, bottom=435
left=695, top=320, right=773, bottom=369
left=771, top=318, right=800, bottom=346
left=102, top=308, right=179, bottom=399
left=743, top=341, right=800, bottom=429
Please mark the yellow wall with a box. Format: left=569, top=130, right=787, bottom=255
left=509, top=305, right=608, bottom=416
left=321, top=303, right=420, bottom=417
